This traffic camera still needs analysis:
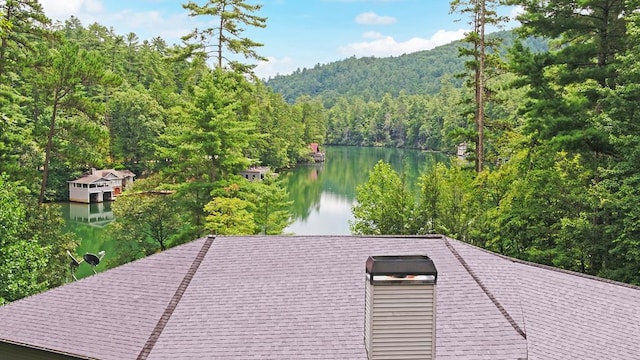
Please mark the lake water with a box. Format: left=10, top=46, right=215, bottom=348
left=60, top=202, right=119, bottom=278
left=282, top=146, right=448, bottom=234
left=61, top=146, right=449, bottom=274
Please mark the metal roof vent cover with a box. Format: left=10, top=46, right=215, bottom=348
left=364, top=255, right=437, bottom=360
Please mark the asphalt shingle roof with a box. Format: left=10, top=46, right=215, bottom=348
left=0, top=235, right=639, bottom=359
left=0, top=239, right=206, bottom=359
left=68, top=169, right=135, bottom=184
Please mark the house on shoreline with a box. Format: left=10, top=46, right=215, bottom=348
left=0, top=235, right=639, bottom=359
left=67, top=168, right=135, bottom=203
left=309, top=143, right=325, bottom=162
left=239, top=166, right=270, bottom=181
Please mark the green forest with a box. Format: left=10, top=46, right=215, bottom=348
left=0, top=0, right=323, bottom=304
left=266, top=30, right=548, bottom=104
left=2, top=0, right=640, bottom=305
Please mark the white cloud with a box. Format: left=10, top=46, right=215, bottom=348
left=508, top=6, right=524, bottom=27
left=509, top=5, right=524, bottom=20
left=355, top=11, right=396, bottom=25
left=39, top=0, right=192, bottom=45
left=362, top=30, right=383, bottom=39
left=109, top=10, right=190, bottom=42
left=339, top=29, right=466, bottom=57
left=84, top=0, right=104, bottom=13
left=254, top=56, right=296, bottom=80
left=111, top=10, right=164, bottom=29
left=40, top=0, right=103, bottom=21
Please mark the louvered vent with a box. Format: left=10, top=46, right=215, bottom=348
left=364, top=255, right=437, bottom=360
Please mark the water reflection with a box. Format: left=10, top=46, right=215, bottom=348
left=66, top=201, right=114, bottom=228
left=60, top=202, right=116, bottom=279
left=283, top=146, right=449, bottom=235
left=285, top=192, right=353, bottom=235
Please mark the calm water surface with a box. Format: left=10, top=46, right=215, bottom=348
left=61, top=146, right=449, bottom=265
left=60, top=201, right=118, bottom=278
left=282, top=146, right=448, bottom=234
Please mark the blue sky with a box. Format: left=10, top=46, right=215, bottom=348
left=40, top=0, right=520, bottom=79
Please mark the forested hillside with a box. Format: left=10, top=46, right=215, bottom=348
left=266, top=30, right=547, bottom=104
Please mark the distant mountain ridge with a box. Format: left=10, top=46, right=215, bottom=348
left=265, top=30, right=547, bottom=103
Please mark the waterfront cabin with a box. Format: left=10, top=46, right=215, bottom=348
left=68, top=168, right=135, bottom=203
left=239, top=166, right=270, bottom=181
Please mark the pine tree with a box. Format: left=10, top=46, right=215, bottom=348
left=450, top=0, right=508, bottom=172
left=0, top=0, right=50, bottom=82
left=182, top=0, right=267, bottom=75
left=35, top=41, right=116, bottom=203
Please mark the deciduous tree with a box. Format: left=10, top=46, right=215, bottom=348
left=204, top=196, right=255, bottom=235
left=110, top=188, right=183, bottom=266
left=108, top=86, right=165, bottom=174
left=350, top=160, right=414, bottom=235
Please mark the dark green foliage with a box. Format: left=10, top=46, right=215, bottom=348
left=352, top=160, right=477, bottom=238
left=109, top=189, right=183, bottom=266
left=0, top=0, right=50, bottom=82
left=34, top=40, right=118, bottom=203
left=3, top=0, right=640, bottom=306
left=0, top=175, right=77, bottom=304
left=593, top=10, right=640, bottom=284
left=108, top=86, right=166, bottom=175
left=246, top=83, right=306, bottom=168
left=267, top=44, right=465, bottom=104
left=347, top=1, right=640, bottom=285
left=450, top=0, right=510, bottom=172
left=171, top=69, right=256, bottom=183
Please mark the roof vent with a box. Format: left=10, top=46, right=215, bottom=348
left=365, top=255, right=437, bottom=360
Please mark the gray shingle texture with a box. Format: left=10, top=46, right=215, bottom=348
left=1, top=235, right=639, bottom=360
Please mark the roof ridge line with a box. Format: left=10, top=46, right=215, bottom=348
left=453, top=238, right=640, bottom=291
left=444, top=238, right=527, bottom=339
left=509, top=256, right=640, bottom=291
left=136, top=236, right=215, bottom=360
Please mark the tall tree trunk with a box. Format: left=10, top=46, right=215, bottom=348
left=216, top=1, right=227, bottom=69
left=475, top=0, right=486, bottom=173
left=39, top=93, right=59, bottom=204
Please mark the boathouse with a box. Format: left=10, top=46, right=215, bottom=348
left=309, top=143, right=325, bottom=162
left=67, top=168, right=135, bottom=203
